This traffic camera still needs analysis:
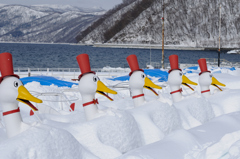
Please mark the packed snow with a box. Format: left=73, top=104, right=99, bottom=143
left=1, top=65, right=240, bottom=159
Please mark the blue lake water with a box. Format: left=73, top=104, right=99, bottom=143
left=0, top=43, right=239, bottom=68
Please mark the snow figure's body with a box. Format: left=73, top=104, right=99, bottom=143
left=125, top=54, right=182, bottom=144
left=0, top=76, right=42, bottom=138
left=0, top=52, right=97, bottom=159
left=0, top=52, right=43, bottom=138
left=197, top=58, right=240, bottom=116
left=168, top=55, right=214, bottom=129
left=198, top=58, right=226, bottom=98
left=45, top=53, right=142, bottom=159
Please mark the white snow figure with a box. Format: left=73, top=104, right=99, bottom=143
left=168, top=55, right=214, bottom=129
left=126, top=54, right=182, bottom=144
left=65, top=53, right=142, bottom=158
left=0, top=52, right=97, bottom=159
left=197, top=58, right=240, bottom=116
left=0, top=52, right=43, bottom=138
left=168, top=54, right=198, bottom=103
left=127, top=54, right=162, bottom=107
left=198, top=58, right=226, bottom=98
left=76, top=53, right=118, bottom=120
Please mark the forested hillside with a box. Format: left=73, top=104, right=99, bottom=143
left=78, top=0, right=240, bottom=48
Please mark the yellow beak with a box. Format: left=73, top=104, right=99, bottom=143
left=211, top=77, right=226, bottom=91
left=182, top=75, right=198, bottom=91
left=144, top=77, right=162, bottom=96
left=17, top=85, right=42, bottom=111
left=96, top=80, right=117, bottom=101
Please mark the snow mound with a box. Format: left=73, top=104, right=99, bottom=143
left=43, top=110, right=142, bottom=159
left=128, top=100, right=182, bottom=145
left=0, top=124, right=97, bottom=159
left=209, top=89, right=240, bottom=116
left=174, top=96, right=215, bottom=129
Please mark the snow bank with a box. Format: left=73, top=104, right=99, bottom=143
left=127, top=101, right=182, bottom=145
left=0, top=124, right=97, bottom=159
left=119, top=112, right=240, bottom=159
left=42, top=110, right=142, bottom=159
left=1, top=66, right=240, bottom=158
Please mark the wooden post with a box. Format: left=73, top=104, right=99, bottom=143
left=161, top=1, right=165, bottom=69
left=28, top=68, right=31, bottom=77
left=218, top=4, right=221, bottom=67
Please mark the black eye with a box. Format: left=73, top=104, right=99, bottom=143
left=210, top=74, right=213, bottom=78
left=93, top=77, right=98, bottom=82
left=179, top=72, right=183, bottom=76
left=14, top=81, right=18, bottom=87
left=141, top=74, right=145, bottom=78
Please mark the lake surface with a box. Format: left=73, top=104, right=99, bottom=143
left=0, top=43, right=239, bottom=69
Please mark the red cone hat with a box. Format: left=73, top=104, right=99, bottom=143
left=76, top=54, right=95, bottom=80
left=168, top=54, right=182, bottom=73
left=0, top=52, right=19, bottom=83
left=126, top=54, right=144, bottom=76
left=198, top=58, right=211, bottom=75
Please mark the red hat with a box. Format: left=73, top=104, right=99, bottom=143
left=0, top=52, right=19, bottom=83
left=126, top=54, right=144, bottom=76
left=198, top=58, right=211, bottom=75
left=168, top=54, right=182, bottom=73
left=76, top=54, right=95, bottom=80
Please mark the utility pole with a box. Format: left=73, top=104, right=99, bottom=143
left=218, top=4, right=221, bottom=67
left=161, top=0, right=165, bottom=69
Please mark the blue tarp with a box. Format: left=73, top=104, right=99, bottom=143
left=186, top=66, right=198, bottom=70
left=109, top=75, right=130, bottom=81
left=21, top=76, right=78, bottom=87
left=109, top=69, right=169, bottom=82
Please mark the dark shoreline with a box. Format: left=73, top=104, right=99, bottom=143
left=92, top=43, right=238, bottom=51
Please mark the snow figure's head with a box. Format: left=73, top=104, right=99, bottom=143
left=198, top=72, right=213, bottom=88
left=168, top=69, right=197, bottom=91
left=0, top=76, right=42, bottom=109
left=198, top=58, right=225, bottom=97
left=0, top=52, right=42, bottom=108
left=168, top=54, right=197, bottom=102
left=76, top=53, right=117, bottom=100
left=78, top=73, right=117, bottom=101
left=129, top=70, right=162, bottom=96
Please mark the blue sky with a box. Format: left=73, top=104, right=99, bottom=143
left=0, top=0, right=123, bottom=10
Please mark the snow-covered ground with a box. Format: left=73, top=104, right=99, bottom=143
left=1, top=65, right=240, bottom=159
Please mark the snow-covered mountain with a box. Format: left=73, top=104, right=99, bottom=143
left=79, top=0, right=240, bottom=48
left=31, top=4, right=105, bottom=14
left=0, top=4, right=105, bottom=43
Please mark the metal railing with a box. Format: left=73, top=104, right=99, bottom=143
left=14, top=67, right=131, bottom=78
left=146, top=62, right=169, bottom=69
left=146, top=58, right=240, bottom=69
left=205, top=58, right=240, bottom=68
left=12, top=58, right=240, bottom=79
